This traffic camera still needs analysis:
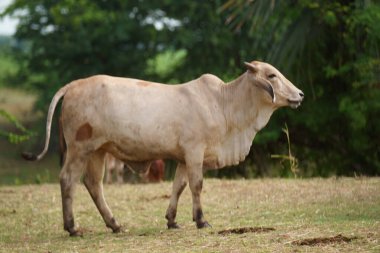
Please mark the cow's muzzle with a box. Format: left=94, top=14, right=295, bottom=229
left=288, top=92, right=304, bottom=109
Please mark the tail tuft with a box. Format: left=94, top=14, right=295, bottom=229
left=21, top=152, right=38, bottom=161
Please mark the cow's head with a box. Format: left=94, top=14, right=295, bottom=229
left=244, top=61, right=304, bottom=109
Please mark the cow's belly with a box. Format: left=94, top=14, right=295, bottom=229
left=99, top=126, right=183, bottom=162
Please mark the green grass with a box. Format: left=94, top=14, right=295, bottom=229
left=0, top=178, right=379, bottom=252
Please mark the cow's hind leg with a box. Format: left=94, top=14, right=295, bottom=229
left=83, top=150, right=121, bottom=233
left=60, top=152, right=87, bottom=236
left=165, top=163, right=187, bottom=229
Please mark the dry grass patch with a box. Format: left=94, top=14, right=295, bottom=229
left=0, top=178, right=379, bottom=252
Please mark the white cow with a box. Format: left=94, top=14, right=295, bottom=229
left=22, top=61, right=304, bottom=236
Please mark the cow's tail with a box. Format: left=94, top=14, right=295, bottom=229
left=22, top=84, right=71, bottom=161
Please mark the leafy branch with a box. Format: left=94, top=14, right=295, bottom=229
left=0, top=109, right=35, bottom=144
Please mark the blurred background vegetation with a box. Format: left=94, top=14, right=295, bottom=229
left=0, top=0, right=379, bottom=184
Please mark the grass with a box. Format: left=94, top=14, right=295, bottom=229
left=0, top=178, right=379, bottom=252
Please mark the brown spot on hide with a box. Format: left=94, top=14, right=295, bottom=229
left=76, top=123, right=93, bottom=141
left=137, top=81, right=151, bottom=87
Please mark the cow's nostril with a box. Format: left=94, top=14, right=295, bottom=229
left=299, top=92, right=304, bottom=98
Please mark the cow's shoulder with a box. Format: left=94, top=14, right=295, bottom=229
left=199, top=73, right=224, bottom=85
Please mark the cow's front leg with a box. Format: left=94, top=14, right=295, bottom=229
left=185, top=150, right=211, bottom=229
left=165, top=163, right=187, bottom=229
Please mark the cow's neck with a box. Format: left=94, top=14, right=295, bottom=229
left=222, top=72, right=275, bottom=132
left=217, top=72, right=276, bottom=167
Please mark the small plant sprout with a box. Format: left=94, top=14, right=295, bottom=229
left=271, top=123, right=299, bottom=178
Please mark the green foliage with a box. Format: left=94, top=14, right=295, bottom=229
left=0, top=36, right=19, bottom=87
left=146, top=49, right=187, bottom=83
left=219, top=0, right=380, bottom=176
left=2, top=0, right=176, bottom=109
left=0, top=109, right=35, bottom=144
left=1, top=0, right=379, bottom=177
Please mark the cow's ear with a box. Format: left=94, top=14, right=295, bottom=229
left=253, top=77, right=276, bottom=103
left=245, top=61, right=275, bottom=102
left=244, top=62, right=258, bottom=73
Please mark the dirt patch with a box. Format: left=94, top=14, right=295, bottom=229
left=218, top=227, right=275, bottom=235
left=0, top=189, right=16, bottom=194
left=292, top=234, right=358, bottom=246
left=0, top=209, right=17, bottom=216
left=153, top=194, right=171, bottom=200
left=139, top=194, right=171, bottom=202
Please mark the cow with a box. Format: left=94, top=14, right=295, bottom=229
left=104, top=155, right=165, bottom=184
left=22, top=61, right=304, bottom=236
left=140, top=159, right=165, bottom=183
left=104, top=153, right=125, bottom=184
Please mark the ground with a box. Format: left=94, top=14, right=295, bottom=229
left=0, top=178, right=379, bottom=252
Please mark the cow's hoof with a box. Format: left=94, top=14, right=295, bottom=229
left=112, top=226, right=122, bottom=233
left=106, top=218, right=122, bottom=233
left=167, top=222, right=180, bottom=229
left=196, top=221, right=212, bottom=229
left=69, top=229, right=83, bottom=237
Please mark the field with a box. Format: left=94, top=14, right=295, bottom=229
left=0, top=178, right=379, bottom=252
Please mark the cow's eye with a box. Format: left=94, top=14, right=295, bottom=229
left=268, top=74, right=276, bottom=79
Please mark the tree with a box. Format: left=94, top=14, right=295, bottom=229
left=220, top=0, right=380, bottom=175
left=2, top=0, right=379, bottom=176
left=2, top=0, right=179, bottom=107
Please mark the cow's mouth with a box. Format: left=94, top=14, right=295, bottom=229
left=288, top=99, right=302, bottom=109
